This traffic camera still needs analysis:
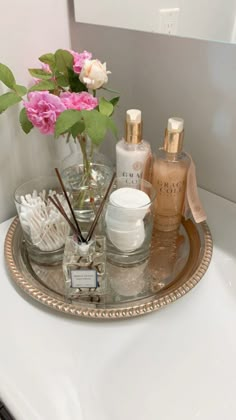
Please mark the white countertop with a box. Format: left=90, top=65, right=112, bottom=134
left=0, top=189, right=236, bottom=420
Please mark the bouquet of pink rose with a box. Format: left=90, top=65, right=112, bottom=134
left=0, top=49, right=119, bottom=169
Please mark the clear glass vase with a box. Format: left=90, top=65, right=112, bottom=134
left=62, top=163, right=114, bottom=231
left=61, top=137, right=112, bottom=171
left=61, top=135, right=114, bottom=234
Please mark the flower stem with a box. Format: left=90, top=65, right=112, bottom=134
left=76, top=134, right=94, bottom=212
left=78, top=135, right=90, bottom=175
left=70, top=135, right=98, bottom=220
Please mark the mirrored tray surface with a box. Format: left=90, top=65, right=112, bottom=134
left=4, top=218, right=213, bottom=319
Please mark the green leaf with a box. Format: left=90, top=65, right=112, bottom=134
left=70, top=121, right=85, bottom=139
left=55, top=49, right=73, bottom=75
left=55, top=74, right=68, bottom=87
left=13, top=84, right=27, bottom=96
left=19, top=107, right=33, bottom=133
left=110, top=96, right=120, bottom=107
left=68, top=67, right=87, bottom=92
left=0, top=92, right=22, bottom=113
left=0, top=92, right=21, bottom=113
left=55, top=109, right=83, bottom=138
left=106, top=116, right=118, bottom=139
left=82, top=110, right=108, bottom=145
left=28, top=68, right=52, bottom=80
left=0, top=63, right=16, bottom=89
left=39, top=53, right=56, bottom=70
left=28, top=80, right=56, bottom=92
left=99, top=97, right=114, bottom=117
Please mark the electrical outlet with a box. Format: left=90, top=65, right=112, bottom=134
left=159, top=8, right=180, bottom=35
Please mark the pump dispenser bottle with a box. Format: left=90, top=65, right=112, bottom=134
left=116, top=109, right=151, bottom=185
left=152, top=117, right=190, bottom=232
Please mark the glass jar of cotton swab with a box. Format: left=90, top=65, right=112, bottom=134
left=14, top=175, right=71, bottom=265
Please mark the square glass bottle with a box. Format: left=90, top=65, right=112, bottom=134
left=63, top=234, right=106, bottom=299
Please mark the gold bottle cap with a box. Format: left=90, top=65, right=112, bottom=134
left=125, top=109, right=143, bottom=144
left=163, top=117, right=184, bottom=153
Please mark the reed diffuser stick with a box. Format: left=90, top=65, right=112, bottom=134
left=55, top=168, right=85, bottom=243
left=48, top=195, right=78, bottom=236
left=86, top=172, right=116, bottom=243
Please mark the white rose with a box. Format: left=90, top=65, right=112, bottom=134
left=79, top=59, right=111, bottom=90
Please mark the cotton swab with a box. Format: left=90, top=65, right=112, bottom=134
left=19, top=191, right=70, bottom=252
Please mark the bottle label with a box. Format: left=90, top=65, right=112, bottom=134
left=116, top=144, right=151, bottom=185
left=157, top=179, right=186, bottom=195
left=120, top=169, right=143, bottom=185
left=70, top=268, right=98, bottom=288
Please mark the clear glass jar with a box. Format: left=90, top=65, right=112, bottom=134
left=104, top=177, right=156, bottom=266
left=14, top=176, right=70, bottom=265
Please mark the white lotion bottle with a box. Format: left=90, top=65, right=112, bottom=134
left=116, top=109, right=151, bottom=185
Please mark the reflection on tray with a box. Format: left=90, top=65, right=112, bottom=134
left=23, top=225, right=190, bottom=306
left=148, top=228, right=188, bottom=292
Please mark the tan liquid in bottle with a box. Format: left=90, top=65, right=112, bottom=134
left=152, top=118, right=190, bottom=232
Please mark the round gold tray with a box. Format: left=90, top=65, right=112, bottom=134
left=4, top=217, right=213, bottom=319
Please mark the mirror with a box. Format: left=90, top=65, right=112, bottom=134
left=73, top=0, right=236, bottom=44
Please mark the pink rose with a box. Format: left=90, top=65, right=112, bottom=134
left=70, top=50, right=92, bottom=74
left=60, top=91, right=98, bottom=111
left=24, top=91, right=66, bottom=135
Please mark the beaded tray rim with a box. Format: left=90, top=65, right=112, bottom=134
left=4, top=217, right=213, bottom=320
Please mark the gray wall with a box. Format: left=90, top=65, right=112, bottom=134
left=69, top=3, right=236, bottom=203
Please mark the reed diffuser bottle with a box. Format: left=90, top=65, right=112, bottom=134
left=152, top=117, right=190, bottom=232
